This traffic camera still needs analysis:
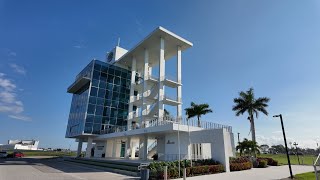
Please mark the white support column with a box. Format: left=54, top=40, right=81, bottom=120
left=139, top=135, right=148, bottom=160
left=125, top=137, right=131, bottom=159
left=85, top=137, right=93, bottom=158
left=128, top=57, right=136, bottom=130
left=177, top=46, right=182, bottom=119
left=143, top=135, right=148, bottom=160
left=211, top=129, right=231, bottom=172
left=103, top=141, right=108, bottom=158
left=158, top=37, right=165, bottom=118
left=142, top=48, right=149, bottom=126
left=77, top=139, right=83, bottom=157
left=112, top=139, right=117, bottom=158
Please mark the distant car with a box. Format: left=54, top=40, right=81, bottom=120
left=7, top=152, right=24, bottom=158
left=0, top=151, right=8, bottom=158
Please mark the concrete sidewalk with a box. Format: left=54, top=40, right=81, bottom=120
left=177, top=165, right=314, bottom=180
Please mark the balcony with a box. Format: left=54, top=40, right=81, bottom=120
left=162, top=95, right=181, bottom=106
left=67, top=76, right=91, bottom=94
left=163, top=75, right=181, bottom=88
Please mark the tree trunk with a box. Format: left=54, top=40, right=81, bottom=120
left=251, top=114, right=257, bottom=157
left=197, top=116, right=201, bottom=127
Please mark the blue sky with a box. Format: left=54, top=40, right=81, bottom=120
left=0, top=0, right=320, bottom=150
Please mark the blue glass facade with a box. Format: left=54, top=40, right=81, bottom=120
left=66, top=60, right=131, bottom=138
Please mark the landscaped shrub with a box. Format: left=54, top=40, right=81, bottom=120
left=208, top=165, right=224, bottom=174
left=257, top=159, right=267, bottom=168
left=149, top=160, right=224, bottom=179
left=257, top=157, right=278, bottom=166
left=230, top=157, right=252, bottom=171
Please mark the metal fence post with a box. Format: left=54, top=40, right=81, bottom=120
left=164, top=166, right=168, bottom=180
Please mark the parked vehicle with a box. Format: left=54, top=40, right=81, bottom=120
left=7, top=152, right=24, bottom=158
left=0, top=151, right=8, bottom=158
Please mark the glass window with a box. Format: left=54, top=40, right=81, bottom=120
left=114, top=77, right=120, bottom=85
left=108, top=67, right=114, bottom=75
left=101, top=65, right=108, bottom=72
left=96, top=98, right=104, bottom=106
left=84, top=123, right=93, bottom=133
left=94, top=63, right=101, bottom=71
left=86, top=115, right=94, bottom=123
left=104, top=99, right=111, bottom=106
left=107, top=75, right=114, bottom=83
left=99, top=81, right=106, bottom=89
left=102, top=117, right=109, bottom=124
left=92, top=79, right=99, bottom=87
left=109, top=118, right=116, bottom=124
left=98, top=89, right=106, bottom=98
left=93, top=70, right=100, bottom=80
left=87, top=104, right=95, bottom=114
left=89, top=96, right=97, bottom=104
left=94, top=115, right=102, bottom=123
left=115, top=70, right=121, bottom=77
left=90, top=87, right=98, bottom=96
left=92, top=124, right=101, bottom=134
left=95, top=105, right=103, bottom=116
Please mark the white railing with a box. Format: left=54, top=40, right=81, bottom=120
left=314, top=153, right=320, bottom=180
left=101, top=117, right=233, bottom=135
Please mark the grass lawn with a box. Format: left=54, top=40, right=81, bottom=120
left=294, top=171, right=319, bottom=180
left=7, top=150, right=76, bottom=157
left=258, top=154, right=317, bottom=165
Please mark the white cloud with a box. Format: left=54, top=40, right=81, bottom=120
left=0, top=73, right=30, bottom=121
left=257, top=134, right=319, bottom=149
left=9, top=63, right=26, bottom=75
left=73, top=40, right=86, bottom=49
left=8, top=115, right=31, bottom=121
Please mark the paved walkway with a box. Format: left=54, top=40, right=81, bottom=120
left=0, top=157, right=137, bottom=180
left=178, top=165, right=315, bottom=180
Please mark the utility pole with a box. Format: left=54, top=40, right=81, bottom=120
left=237, top=133, right=240, bottom=144
left=273, top=114, right=293, bottom=179
left=293, top=142, right=301, bottom=165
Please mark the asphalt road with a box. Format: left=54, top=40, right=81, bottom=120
left=0, top=157, right=137, bottom=180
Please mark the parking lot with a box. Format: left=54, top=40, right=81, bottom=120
left=0, top=157, right=137, bottom=180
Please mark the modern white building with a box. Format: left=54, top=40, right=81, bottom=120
left=66, top=27, right=235, bottom=171
left=0, top=140, right=39, bottom=151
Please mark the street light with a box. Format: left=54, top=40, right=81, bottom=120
left=273, top=114, right=293, bottom=179
left=293, top=142, right=301, bottom=165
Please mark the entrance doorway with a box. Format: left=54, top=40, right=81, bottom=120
left=120, top=142, right=126, bottom=158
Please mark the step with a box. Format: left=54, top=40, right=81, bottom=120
left=63, top=158, right=141, bottom=177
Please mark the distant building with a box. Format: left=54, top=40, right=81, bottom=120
left=0, top=140, right=39, bottom=151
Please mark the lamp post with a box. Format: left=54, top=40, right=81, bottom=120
left=293, top=142, right=301, bottom=165
left=273, top=114, right=293, bottom=179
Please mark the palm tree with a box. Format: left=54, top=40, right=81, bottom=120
left=185, top=102, right=213, bottom=127
left=236, top=138, right=260, bottom=156
left=232, top=87, right=270, bottom=144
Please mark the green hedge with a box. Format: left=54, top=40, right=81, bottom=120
left=149, top=165, right=224, bottom=179
left=257, top=159, right=267, bottom=168
left=257, top=157, right=278, bottom=166
left=229, top=157, right=252, bottom=171
left=148, top=159, right=223, bottom=179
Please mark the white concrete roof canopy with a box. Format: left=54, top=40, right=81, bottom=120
left=116, top=26, right=193, bottom=68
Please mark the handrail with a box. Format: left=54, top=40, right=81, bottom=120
left=145, top=83, right=158, bottom=98
left=148, top=141, right=157, bottom=152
